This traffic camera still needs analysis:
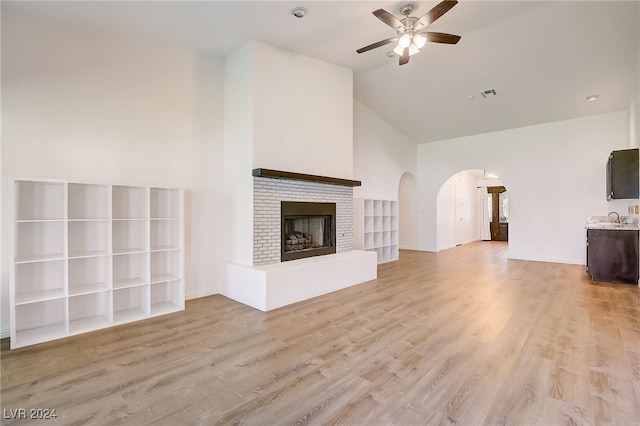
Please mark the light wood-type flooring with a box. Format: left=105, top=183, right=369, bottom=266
left=2, top=242, right=640, bottom=425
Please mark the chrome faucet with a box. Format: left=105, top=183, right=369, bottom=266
left=608, top=211, right=620, bottom=223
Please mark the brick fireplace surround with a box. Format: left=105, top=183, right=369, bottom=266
left=253, top=177, right=352, bottom=265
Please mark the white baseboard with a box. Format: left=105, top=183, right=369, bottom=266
left=1, top=328, right=9, bottom=339
left=185, top=288, right=219, bottom=301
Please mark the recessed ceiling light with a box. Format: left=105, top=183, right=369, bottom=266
left=586, top=94, right=598, bottom=102
left=291, top=7, right=306, bottom=18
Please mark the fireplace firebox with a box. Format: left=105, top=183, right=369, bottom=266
left=281, top=201, right=336, bottom=261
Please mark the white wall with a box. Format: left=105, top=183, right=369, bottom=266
left=253, top=43, right=354, bottom=179
left=1, top=11, right=225, bottom=334
left=417, top=111, right=629, bottom=264
left=353, top=99, right=417, bottom=200
left=398, top=172, right=419, bottom=250
left=223, top=43, right=255, bottom=267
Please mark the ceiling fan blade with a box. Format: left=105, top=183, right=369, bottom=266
left=415, top=0, right=458, bottom=31
left=373, top=9, right=405, bottom=31
left=399, top=48, right=410, bottom=65
left=356, top=37, right=398, bottom=54
left=422, top=32, right=461, bottom=44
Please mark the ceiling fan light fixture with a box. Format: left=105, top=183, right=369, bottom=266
left=408, top=43, right=420, bottom=56
left=413, top=33, right=427, bottom=49
left=398, top=33, right=412, bottom=48
left=392, top=44, right=405, bottom=56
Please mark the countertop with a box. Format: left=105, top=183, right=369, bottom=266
left=585, top=215, right=639, bottom=231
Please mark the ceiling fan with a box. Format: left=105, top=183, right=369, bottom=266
left=356, top=0, right=461, bottom=65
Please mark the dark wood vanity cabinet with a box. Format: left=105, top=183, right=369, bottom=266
left=587, top=229, right=639, bottom=284
left=606, top=148, right=639, bottom=200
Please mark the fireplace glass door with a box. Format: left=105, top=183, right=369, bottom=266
left=281, top=202, right=336, bottom=261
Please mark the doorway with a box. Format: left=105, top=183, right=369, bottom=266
left=487, top=186, right=508, bottom=241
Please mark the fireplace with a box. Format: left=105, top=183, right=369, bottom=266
left=281, top=201, right=336, bottom=261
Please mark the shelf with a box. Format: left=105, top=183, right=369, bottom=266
left=68, top=183, right=110, bottom=220
left=68, top=220, right=110, bottom=258
left=113, top=252, right=148, bottom=288
left=391, top=231, right=399, bottom=245
left=374, top=200, right=383, bottom=216
left=11, top=179, right=184, bottom=349
left=150, top=250, right=181, bottom=283
left=150, top=220, right=180, bottom=251
left=15, top=288, right=66, bottom=305
left=69, top=291, right=111, bottom=333
left=69, top=316, right=111, bottom=334
left=113, top=220, right=148, bottom=253
left=14, top=298, right=67, bottom=347
left=113, top=186, right=147, bottom=219
left=15, top=222, right=65, bottom=262
left=15, top=181, right=64, bottom=221
left=150, top=188, right=180, bottom=219
left=390, top=201, right=398, bottom=216
left=113, top=286, right=149, bottom=323
left=364, top=200, right=374, bottom=216
left=69, top=256, right=110, bottom=295
left=374, top=232, right=383, bottom=248
left=14, top=259, right=65, bottom=304
left=150, top=280, right=183, bottom=314
left=150, top=273, right=180, bottom=284
left=14, top=323, right=67, bottom=348
left=113, top=277, right=147, bottom=289
left=364, top=216, right=374, bottom=234
left=364, top=233, right=374, bottom=250
left=355, top=198, right=399, bottom=264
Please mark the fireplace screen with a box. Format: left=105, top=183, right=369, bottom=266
left=281, top=201, right=336, bottom=261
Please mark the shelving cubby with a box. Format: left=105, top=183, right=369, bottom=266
left=15, top=180, right=65, bottom=221
left=150, top=280, right=183, bottom=315
left=150, top=250, right=182, bottom=283
left=69, top=291, right=112, bottom=334
left=69, top=255, right=110, bottom=296
left=150, top=188, right=180, bottom=219
left=113, top=252, right=148, bottom=289
left=68, top=183, right=110, bottom=220
left=14, top=260, right=66, bottom=305
left=10, top=179, right=184, bottom=349
left=113, top=219, right=148, bottom=254
left=68, top=220, right=110, bottom=258
left=353, top=198, right=399, bottom=264
left=113, top=286, right=150, bottom=324
left=14, top=298, right=67, bottom=348
left=113, top=185, right=148, bottom=219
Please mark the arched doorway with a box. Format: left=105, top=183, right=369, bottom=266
left=436, top=170, right=508, bottom=251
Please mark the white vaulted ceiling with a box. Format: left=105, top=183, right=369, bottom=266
left=3, top=0, right=639, bottom=143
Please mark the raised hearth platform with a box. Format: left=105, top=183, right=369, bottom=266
left=223, top=250, right=377, bottom=311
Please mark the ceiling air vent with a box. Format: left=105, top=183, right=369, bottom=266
left=480, top=88, right=497, bottom=98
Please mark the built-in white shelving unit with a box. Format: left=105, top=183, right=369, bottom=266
left=354, top=198, right=399, bottom=264
left=10, top=179, right=184, bottom=349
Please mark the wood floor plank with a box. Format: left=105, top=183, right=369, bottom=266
left=2, top=242, right=639, bottom=425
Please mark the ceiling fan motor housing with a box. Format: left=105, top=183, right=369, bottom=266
left=399, top=4, right=416, bottom=16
